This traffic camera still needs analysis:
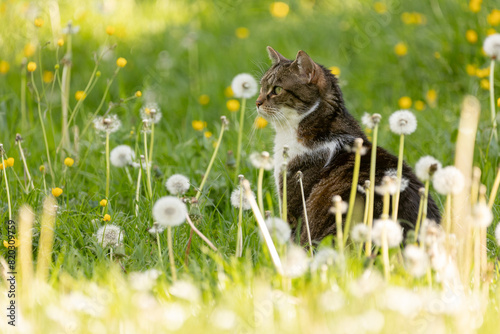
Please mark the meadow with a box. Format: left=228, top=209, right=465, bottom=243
left=1, top=0, right=500, bottom=333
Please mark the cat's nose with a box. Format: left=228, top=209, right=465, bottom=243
left=256, top=99, right=264, bottom=107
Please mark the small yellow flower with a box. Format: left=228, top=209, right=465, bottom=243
left=116, top=57, right=127, bottom=68
left=100, top=199, right=108, bottom=207
left=255, top=116, right=268, bottom=129
left=52, top=187, right=63, bottom=197
left=480, top=79, right=490, bottom=90
left=226, top=99, right=240, bottom=112
left=102, top=214, right=111, bottom=222
left=394, top=42, right=408, bottom=56
left=476, top=67, right=490, bottom=78
left=0, top=162, right=4, bottom=170
left=57, top=38, right=64, bottom=47
left=0, top=60, right=9, bottom=74
left=27, top=61, right=37, bottom=72
left=192, top=120, right=207, bottom=131
left=373, top=2, right=387, bottom=14
left=469, top=0, right=481, bottom=13
left=55, top=64, right=60, bottom=70
left=487, top=28, right=497, bottom=36
left=39, top=165, right=46, bottom=173
left=329, top=66, right=341, bottom=76
left=466, top=64, right=477, bottom=76
left=497, top=97, right=500, bottom=107
left=235, top=27, right=250, bottom=39
left=43, top=71, right=54, bottom=83
left=34, top=18, right=44, bottom=27
left=64, top=157, right=74, bottom=167
left=224, top=86, right=234, bottom=98
left=434, top=52, right=441, bottom=59
left=106, top=26, right=115, bottom=35
left=24, top=43, right=35, bottom=57
left=6, top=158, right=14, bottom=167
left=198, top=94, right=210, bottom=105
left=426, top=89, right=437, bottom=105
left=398, top=96, right=412, bottom=109
left=75, top=91, right=86, bottom=101
left=465, top=29, right=478, bottom=43
left=270, top=2, right=289, bottom=18
left=487, top=9, right=500, bottom=26
left=414, top=100, right=425, bottom=111
left=401, top=12, right=413, bottom=25
left=135, top=91, right=142, bottom=97
left=3, top=238, right=19, bottom=248
left=204, top=131, right=213, bottom=138
left=96, top=71, right=101, bottom=77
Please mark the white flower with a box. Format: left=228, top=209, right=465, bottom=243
left=351, top=223, right=369, bottom=243
left=371, top=219, right=403, bottom=248
left=415, top=156, right=442, bottom=181
left=282, top=245, right=309, bottom=278
left=152, top=196, right=187, bottom=227
left=140, top=102, right=162, bottom=124
left=361, top=112, right=381, bottom=129
left=265, top=217, right=291, bottom=244
left=95, top=224, right=124, bottom=248
left=166, top=174, right=190, bottom=195
left=389, top=110, right=417, bottom=135
left=384, top=169, right=409, bottom=192
left=230, top=187, right=255, bottom=210
left=432, top=166, right=465, bottom=195
left=129, top=269, right=162, bottom=291
left=148, top=222, right=166, bottom=235
left=418, top=219, right=444, bottom=247
left=375, top=175, right=398, bottom=196
left=483, top=33, right=500, bottom=59
left=231, top=73, right=258, bottom=98
left=169, top=280, right=200, bottom=302
left=249, top=151, right=274, bottom=170
left=471, top=203, right=493, bottom=228
left=310, top=248, right=339, bottom=271
left=403, top=245, right=429, bottom=278
left=110, top=145, right=135, bottom=167
left=93, top=114, right=122, bottom=135
left=495, top=224, right=500, bottom=246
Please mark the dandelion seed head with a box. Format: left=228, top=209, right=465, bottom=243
left=265, top=217, right=291, bottom=244
left=152, top=196, right=187, bottom=227
left=249, top=151, right=274, bottom=170
left=483, top=33, right=500, bottom=59
left=361, top=112, right=375, bottom=129
left=231, top=73, right=258, bottom=99
left=471, top=203, right=493, bottom=228
left=389, top=110, right=417, bottom=135
left=129, top=269, right=162, bottom=291
left=211, top=308, right=237, bottom=330
left=375, top=175, right=398, bottom=196
left=403, top=245, right=429, bottom=277
left=371, top=219, right=403, bottom=248
left=310, top=248, right=340, bottom=271
left=319, top=289, right=345, bottom=312
left=351, top=223, right=370, bottom=243
left=230, top=186, right=255, bottom=210
left=140, top=103, right=162, bottom=124
left=166, top=174, right=190, bottom=195
left=384, top=169, right=409, bottom=192
left=330, top=195, right=348, bottom=214
left=110, top=145, right=135, bottom=167
left=94, top=224, right=124, bottom=248
left=349, top=269, right=384, bottom=298
left=148, top=222, right=166, bottom=235
left=93, top=114, right=121, bottom=135
left=433, top=166, right=465, bottom=195
left=169, top=280, right=200, bottom=302
left=415, top=156, right=442, bottom=181
left=282, top=245, right=309, bottom=278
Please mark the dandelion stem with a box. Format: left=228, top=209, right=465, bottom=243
left=235, top=98, right=246, bottom=179
left=257, top=167, right=265, bottom=215
left=414, top=187, right=425, bottom=243
left=1, top=152, right=12, bottom=221
left=167, top=226, right=177, bottom=281
left=488, top=164, right=500, bottom=209
left=135, top=167, right=142, bottom=217
left=105, top=132, right=111, bottom=200
left=149, top=122, right=155, bottom=165
left=21, top=66, right=27, bottom=130
left=236, top=177, right=244, bottom=257
left=382, top=193, right=390, bottom=219
left=156, top=231, right=163, bottom=267
left=18, top=205, right=34, bottom=293
left=392, top=134, right=405, bottom=221
left=366, top=124, right=379, bottom=256
left=35, top=196, right=57, bottom=282
left=444, top=194, right=452, bottom=234
left=381, top=223, right=390, bottom=281
left=489, top=60, right=497, bottom=141
left=143, top=131, right=153, bottom=200
left=60, top=33, right=72, bottom=151
left=297, top=172, right=313, bottom=256
left=334, top=199, right=344, bottom=255
left=421, top=180, right=430, bottom=223
left=185, top=214, right=218, bottom=252
left=344, top=139, right=362, bottom=243
left=473, top=227, right=480, bottom=291
left=16, top=140, right=34, bottom=190
left=282, top=163, right=287, bottom=222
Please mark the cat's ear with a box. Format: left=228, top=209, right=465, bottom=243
left=293, top=50, right=324, bottom=86
left=267, top=46, right=288, bottom=65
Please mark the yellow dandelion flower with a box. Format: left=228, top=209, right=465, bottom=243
left=106, top=26, right=115, bottom=35
left=24, top=43, right=35, bottom=57
left=497, top=97, right=500, bottom=107
left=476, top=67, right=490, bottom=78
left=480, top=79, right=490, bottom=90
left=487, top=9, right=500, bottom=26
left=3, top=238, right=19, bottom=248
left=39, top=165, right=45, bottom=173
left=255, top=116, right=268, bottom=129
left=100, top=199, right=108, bottom=207
left=0, top=60, right=9, bottom=74
left=75, top=91, right=86, bottom=101
left=192, top=120, right=206, bottom=131
left=34, top=18, right=44, bottom=27
left=52, top=187, right=63, bottom=197
left=270, top=2, right=289, bottom=18
left=398, top=96, right=412, bottom=109
left=235, top=27, right=250, bottom=39
left=466, top=29, right=478, bottom=43
left=466, top=64, right=477, bottom=76
left=434, top=52, right=441, bottom=59
left=469, top=0, right=481, bottom=13
left=394, top=42, right=408, bottom=56
left=6, top=158, right=14, bottom=167
left=329, top=66, right=341, bottom=76
left=0, top=162, right=4, bottom=170
left=413, top=13, right=426, bottom=25
left=414, top=100, right=425, bottom=111
left=27, top=62, right=37, bottom=72
left=226, top=99, right=240, bottom=112
left=487, top=28, right=497, bottom=36
left=426, top=89, right=437, bottom=105
left=199, top=94, right=210, bottom=105
left=374, top=2, right=387, bottom=14
left=224, top=86, right=234, bottom=98
left=64, top=157, right=74, bottom=167
left=401, top=12, right=413, bottom=25
left=116, top=57, right=127, bottom=68
left=204, top=131, right=213, bottom=138
left=96, top=71, right=101, bottom=77
left=43, top=71, right=54, bottom=83
left=57, top=38, right=64, bottom=47
left=135, top=91, right=142, bottom=97
left=102, top=214, right=111, bottom=222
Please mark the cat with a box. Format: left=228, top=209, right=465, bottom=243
left=256, top=46, right=441, bottom=244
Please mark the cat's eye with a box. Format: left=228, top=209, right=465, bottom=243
left=272, top=86, right=283, bottom=95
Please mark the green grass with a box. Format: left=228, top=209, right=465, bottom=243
left=0, top=0, right=500, bottom=332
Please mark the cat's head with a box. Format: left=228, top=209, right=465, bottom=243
left=256, top=46, right=345, bottom=127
